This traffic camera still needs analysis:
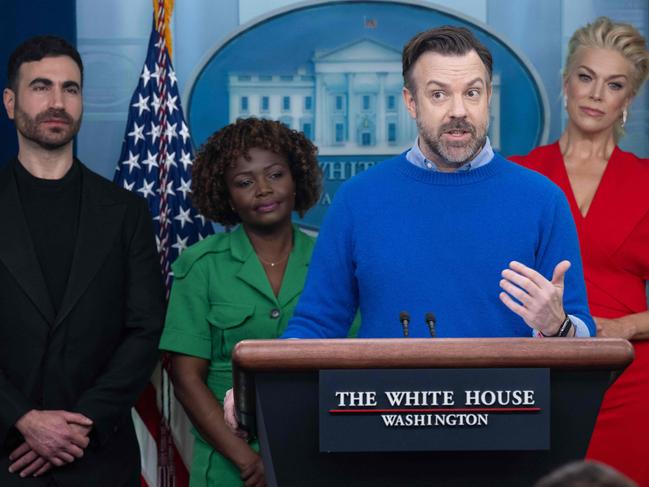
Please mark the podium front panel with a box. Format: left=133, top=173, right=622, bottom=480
left=255, top=369, right=608, bottom=487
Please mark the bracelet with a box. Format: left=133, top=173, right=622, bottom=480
left=541, top=315, right=573, bottom=338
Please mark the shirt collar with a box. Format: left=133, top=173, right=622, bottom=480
left=406, top=136, right=494, bottom=172
left=229, top=223, right=311, bottom=266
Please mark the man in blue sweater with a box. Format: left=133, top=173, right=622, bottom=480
left=283, top=25, right=594, bottom=340
left=224, top=25, right=594, bottom=434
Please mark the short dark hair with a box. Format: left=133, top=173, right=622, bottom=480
left=534, top=460, right=636, bottom=487
left=402, top=25, right=493, bottom=92
left=192, top=118, right=323, bottom=227
left=7, top=35, right=83, bottom=91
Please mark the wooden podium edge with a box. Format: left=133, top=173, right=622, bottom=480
left=233, top=338, right=633, bottom=371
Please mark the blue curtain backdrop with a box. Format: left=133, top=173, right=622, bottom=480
left=0, top=0, right=76, bottom=168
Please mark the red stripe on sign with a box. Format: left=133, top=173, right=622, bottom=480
left=329, top=407, right=541, bottom=413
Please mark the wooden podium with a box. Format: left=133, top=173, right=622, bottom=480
left=233, top=338, right=632, bottom=486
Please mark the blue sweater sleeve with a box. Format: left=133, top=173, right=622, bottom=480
left=536, top=188, right=595, bottom=336
left=283, top=186, right=359, bottom=338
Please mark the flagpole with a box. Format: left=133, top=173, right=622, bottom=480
left=113, top=0, right=213, bottom=484
left=153, top=3, right=175, bottom=483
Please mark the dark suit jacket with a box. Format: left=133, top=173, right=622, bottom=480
left=0, top=160, right=165, bottom=486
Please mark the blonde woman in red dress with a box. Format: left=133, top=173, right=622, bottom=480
left=511, top=17, right=649, bottom=486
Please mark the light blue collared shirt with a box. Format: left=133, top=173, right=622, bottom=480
left=405, top=136, right=590, bottom=337
left=406, top=136, right=494, bottom=172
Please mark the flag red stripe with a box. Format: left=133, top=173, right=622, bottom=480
left=173, top=441, right=190, bottom=486
left=135, top=383, right=161, bottom=443
left=135, top=384, right=191, bottom=486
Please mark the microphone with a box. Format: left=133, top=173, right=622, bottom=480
left=399, top=311, right=410, bottom=337
left=425, top=312, right=436, bottom=338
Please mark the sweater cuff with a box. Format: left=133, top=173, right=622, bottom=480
left=568, top=315, right=590, bottom=337
left=532, top=315, right=590, bottom=338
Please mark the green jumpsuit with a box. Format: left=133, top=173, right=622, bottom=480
left=160, top=225, right=315, bottom=486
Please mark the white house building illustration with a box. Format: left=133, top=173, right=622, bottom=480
left=228, top=39, right=500, bottom=155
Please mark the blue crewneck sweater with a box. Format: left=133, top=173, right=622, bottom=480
left=284, top=152, right=594, bottom=338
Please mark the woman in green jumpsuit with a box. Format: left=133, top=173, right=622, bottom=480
left=159, top=118, right=322, bottom=487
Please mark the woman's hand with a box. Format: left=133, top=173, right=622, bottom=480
left=240, top=452, right=266, bottom=487
left=223, top=388, right=248, bottom=439
left=594, top=316, right=636, bottom=339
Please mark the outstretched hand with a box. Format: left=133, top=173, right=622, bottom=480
left=499, top=260, right=570, bottom=335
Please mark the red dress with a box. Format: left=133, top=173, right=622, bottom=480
left=511, top=142, right=649, bottom=485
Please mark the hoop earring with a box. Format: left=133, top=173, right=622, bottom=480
left=621, top=109, right=627, bottom=127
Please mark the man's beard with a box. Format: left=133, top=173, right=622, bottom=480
left=418, top=117, right=488, bottom=169
left=14, top=105, right=81, bottom=151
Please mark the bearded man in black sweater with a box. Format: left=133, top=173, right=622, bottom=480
left=0, top=35, right=164, bottom=486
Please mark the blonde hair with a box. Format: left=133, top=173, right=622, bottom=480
left=563, top=17, right=649, bottom=139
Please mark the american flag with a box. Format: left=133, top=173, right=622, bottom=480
left=113, top=1, right=213, bottom=485
left=114, top=31, right=213, bottom=290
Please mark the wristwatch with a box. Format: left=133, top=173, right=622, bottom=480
left=541, top=315, right=573, bottom=337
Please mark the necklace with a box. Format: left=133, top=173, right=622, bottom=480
left=257, top=250, right=291, bottom=268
